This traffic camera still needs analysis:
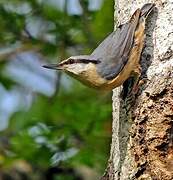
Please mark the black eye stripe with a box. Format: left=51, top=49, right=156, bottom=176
left=59, top=59, right=73, bottom=65
left=69, top=59, right=74, bottom=64
left=77, top=59, right=101, bottom=64
left=59, top=58, right=100, bottom=66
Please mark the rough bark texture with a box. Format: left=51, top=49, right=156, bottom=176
left=102, top=0, right=173, bottom=179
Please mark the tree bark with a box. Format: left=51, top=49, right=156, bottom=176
left=102, top=0, right=173, bottom=179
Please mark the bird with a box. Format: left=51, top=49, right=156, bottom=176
left=43, top=3, right=155, bottom=91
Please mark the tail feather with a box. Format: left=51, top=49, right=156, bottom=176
left=140, top=3, right=155, bottom=19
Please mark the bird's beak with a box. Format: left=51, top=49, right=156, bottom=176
left=42, top=63, right=63, bottom=70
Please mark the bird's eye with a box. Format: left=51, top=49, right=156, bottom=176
left=68, top=59, right=74, bottom=64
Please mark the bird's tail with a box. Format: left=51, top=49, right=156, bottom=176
left=140, top=3, right=155, bottom=19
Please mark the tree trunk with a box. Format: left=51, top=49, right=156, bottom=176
left=102, top=0, right=173, bottom=179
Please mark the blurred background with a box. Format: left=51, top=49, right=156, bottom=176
left=0, top=0, right=113, bottom=179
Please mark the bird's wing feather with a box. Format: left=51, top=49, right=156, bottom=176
left=92, top=9, right=141, bottom=80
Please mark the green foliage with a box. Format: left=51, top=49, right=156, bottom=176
left=92, top=0, right=114, bottom=41
left=9, top=84, right=111, bottom=170
left=0, top=0, right=114, bottom=179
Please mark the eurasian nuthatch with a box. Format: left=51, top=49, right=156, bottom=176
left=43, top=3, right=155, bottom=91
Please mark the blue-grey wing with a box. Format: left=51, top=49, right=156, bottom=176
left=91, top=9, right=141, bottom=80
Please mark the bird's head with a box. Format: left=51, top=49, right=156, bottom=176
left=43, top=55, right=100, bottom=77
